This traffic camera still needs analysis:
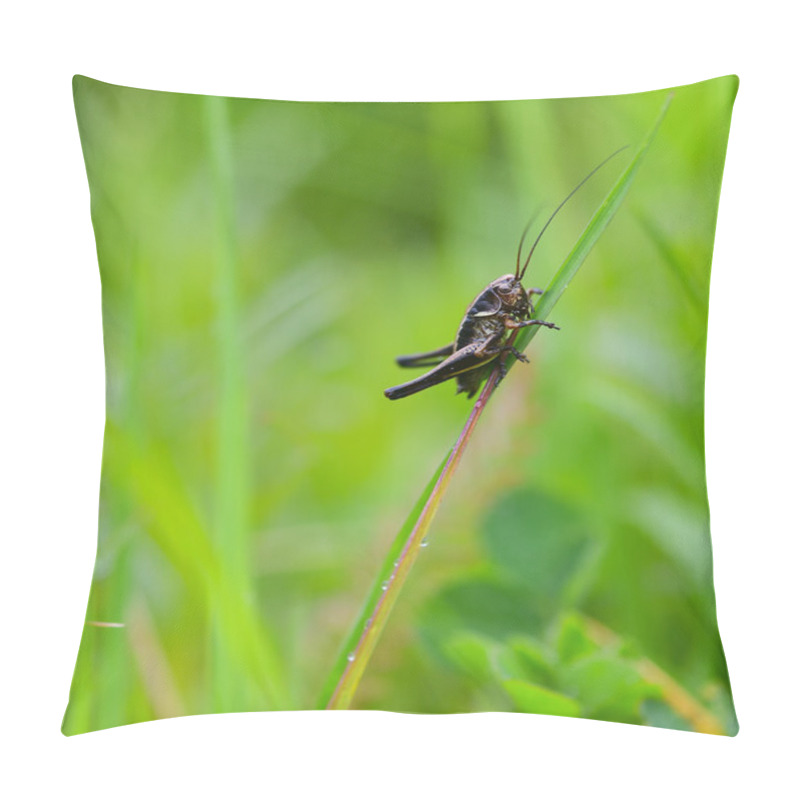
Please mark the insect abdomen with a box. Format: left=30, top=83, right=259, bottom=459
left=455, top=288, right=503, bottom=351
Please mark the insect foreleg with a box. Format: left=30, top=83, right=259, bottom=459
left=504, top=346, right=529, bottom=363
left=505, top=317, right=560, bottom=331
left=491, top=344, right=530, bottom=385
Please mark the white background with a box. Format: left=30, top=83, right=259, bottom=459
left=2, top=2, right=798, bottom=797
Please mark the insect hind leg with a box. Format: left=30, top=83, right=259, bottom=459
left=395, top=343, right=454, bottom=368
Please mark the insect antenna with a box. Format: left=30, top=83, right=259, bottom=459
left=518, top=145, right=628, bottom=281
left=515, top=210, right=542, bottom=280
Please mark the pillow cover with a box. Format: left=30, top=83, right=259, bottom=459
left=64, top=75, right=738, bottom=735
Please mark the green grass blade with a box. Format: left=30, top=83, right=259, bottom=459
left=205, top=93, right=253, bottom=712
left=321, top=93, right=671, bottom=710
left=318, top=453, right=449, bottom=708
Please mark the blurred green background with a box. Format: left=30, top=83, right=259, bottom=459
left=64, top=75, right=737, bottom=735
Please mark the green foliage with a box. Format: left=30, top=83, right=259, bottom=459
left=442, top=634, right=497, bottom=684
left=437, top=616, right=663, bottom=726
left=417, top=486, right=735, bottom=732
left=557, top=614, right=597, bottom=664
left=484, top=488, right=595, bottom=612
left=504, top=681, right=582, bottom=718
left=429, top=613, right=667, bottom=725
left=640, top=698, right=693, bottom=732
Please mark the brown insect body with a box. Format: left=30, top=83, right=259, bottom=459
left=452, top=275, right=538, bottom=397
left=384, top=148, right=625, bottom=401
left=384, top=273, right=552, bottom=400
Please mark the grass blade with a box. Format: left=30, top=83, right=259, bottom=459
left=319, top=454, right=449, bottom=708
left=322, top=93, right=672, bottom=710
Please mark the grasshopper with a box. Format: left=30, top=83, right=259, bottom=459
left=384, top=148, right=624, bottom=401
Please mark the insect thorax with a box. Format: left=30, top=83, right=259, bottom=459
left=455, top=279, right=528, bottom=351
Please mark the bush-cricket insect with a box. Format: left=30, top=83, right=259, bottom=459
left=384, top=148, right=625, bottom=401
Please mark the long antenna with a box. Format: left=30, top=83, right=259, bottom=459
left=514, top=209, right=542, bottom=279
left=518, top=145, right=628, bottom=281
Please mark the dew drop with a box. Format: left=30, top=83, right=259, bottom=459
left=347, top=652, right=356, bottom=662
left=381, top=580, right=390, bottom=591
left=420, top=538, right=429, bottom=548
